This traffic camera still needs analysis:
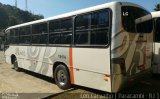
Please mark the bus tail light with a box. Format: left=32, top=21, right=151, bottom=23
left=104, top=74, right=110, bottom=81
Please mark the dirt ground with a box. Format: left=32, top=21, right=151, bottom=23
left=0, top=51, right=160, bottom=99
left=48, top=74, right=160, bottom=99
left=0, top=51, right=64, bottom=99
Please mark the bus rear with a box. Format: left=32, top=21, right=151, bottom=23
left=111, top=3, right=153, bottom=92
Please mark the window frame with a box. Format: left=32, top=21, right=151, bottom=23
left=10, top=29, right=15, bottom=44
left=7, top=8, right=112, bottom=48
left=73, top=8, right=112, bottom=48
left=9, top=29, right=19, bottom=44
left=31, top=22, right=49, bottom=45
left=48, top=17, right=73, bottom=46
left=19, top=25, right=32, bottom=45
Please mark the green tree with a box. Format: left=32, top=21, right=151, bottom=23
left=0, top=2, right=44, bottom=31
left=0, top=7, right=9, bottom=30
left=9, top=16, right=20, bottom=26
left=154, top=3, right=160, bottom=11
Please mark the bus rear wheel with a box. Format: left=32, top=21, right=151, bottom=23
left=13, top=58, right=20, bottom=71
left=54, top=64, right=71, bottom=90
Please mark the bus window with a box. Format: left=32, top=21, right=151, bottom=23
left=15, top=29, right=19, bottom=36
left=32, top=35, right=41, bottom=44
left=49, top=18, right=72, bottom=45
left=49, top=20, right=61, bottom=44
left=10, top=29, right=19, bottom=44
left=49, top=20, right=61, bottom=33
left=40, top=23, right=48, bottom=44
left=61, top=18, right=72, bottom=44
left=122, top=6, right=153, bottom=33
left=19, top=26, right=31, bottom=44
left=91, top=10, right=109, bottom=28
left=32, top=23, right=48, bottom=44
left=75, top=14, right=89, bottom=45
left=10, top=29, right=15, bottom=36
left=75, top=9, right=110, bottom=46
left=32, top=23, right=47, bottom=34
left=10, top=29, right=15, bottom=44
left=91, top=10, right=109, bottom=45
left=136, top=19, right=153, bottom=33
left=49, top=33, right=61, bottom=44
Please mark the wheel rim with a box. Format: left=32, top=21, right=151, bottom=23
left=57, top=70, right=67, bottom=86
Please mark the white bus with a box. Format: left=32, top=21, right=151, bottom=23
left=152, top=11, right=160, bottom=74
left=4, top=2, right=153, bottom=92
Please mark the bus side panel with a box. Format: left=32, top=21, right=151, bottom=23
left=5, top=46, right=16, bottom=64
left=23, top=46, right=55, bottom=77
left=5, top=55, right=12, bottom=64
left=153, top=43, right=160, bottom=74
left=23, top=46, right=70, bottom=77
left=72, top=48, right=111, bottom=92
left=4, top=46, right=71, bottom=77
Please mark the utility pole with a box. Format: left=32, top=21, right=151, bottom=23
left=25, top=0, right=28, bottom=11
left=15, top=0, right=28, bottom=11
left=15, top=0, right=17, bottom=7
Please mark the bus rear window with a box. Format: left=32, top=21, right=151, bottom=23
left=121, top=6, right=153, bottom=33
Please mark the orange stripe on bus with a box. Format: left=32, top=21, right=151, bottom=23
left=69, top=48, right=74, bottom=84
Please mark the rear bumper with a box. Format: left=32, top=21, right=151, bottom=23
left=111, top=68, right=151, bottom=93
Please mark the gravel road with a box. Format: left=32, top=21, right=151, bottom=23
left=0, top=51, right=64, bottom=99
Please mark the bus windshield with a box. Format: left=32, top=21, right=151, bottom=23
left=121, top=6, right=153, bottom=33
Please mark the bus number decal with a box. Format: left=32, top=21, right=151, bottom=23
left=58, top=55, right=66, bottom=59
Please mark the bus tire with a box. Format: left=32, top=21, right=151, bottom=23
left=54, top=64, right=71, bottom=90
left=13, top=58, right=20, bottom=71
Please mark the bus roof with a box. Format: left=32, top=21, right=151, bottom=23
left=151, top=11, right=160, bottom=18
left=6, top=1, right=146, bottom=31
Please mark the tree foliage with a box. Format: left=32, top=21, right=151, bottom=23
left=0, top=2, right=44, bottom=31
left=154, top=3, right=160, bottom=11
left=0, top=7, right=9, bottom=30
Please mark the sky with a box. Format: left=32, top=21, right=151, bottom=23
left=0, top=0, right=159, bottom=18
